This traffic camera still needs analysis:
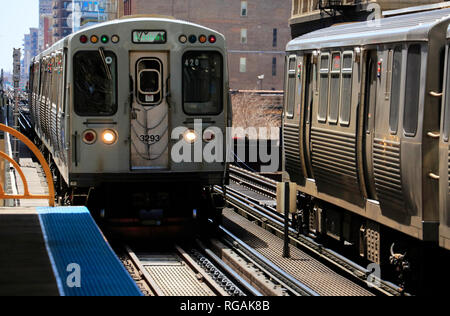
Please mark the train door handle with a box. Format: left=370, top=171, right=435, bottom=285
left=429, top=91, right=443, bottom=97
left=428, top=173, right=440, bottom=180
left=427, top=132, right=440, bottom=139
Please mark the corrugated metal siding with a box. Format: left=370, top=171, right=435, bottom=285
left=448, top=148, right=450, bottom=194
left=50, top=105, right=58, bottom=152
left=284, top=123, right=303, bottom=178
left=373, top=138, right=405, bottom=208
left=311, top=127, right=359, bottom=192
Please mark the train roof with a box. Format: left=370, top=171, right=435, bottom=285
left=287, top=8, right=450, bottom=51
left=35, top=17, right=225, bottom=59
left=67, top=16, right=224, bottom=40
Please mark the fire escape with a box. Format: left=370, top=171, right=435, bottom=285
left=318, top=0, right=358, bottom=17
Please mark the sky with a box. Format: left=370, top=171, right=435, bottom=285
left=0, top=0, right=39, bottom=73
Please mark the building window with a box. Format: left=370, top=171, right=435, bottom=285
left=241, top=1, right=248, bottom=16
left=240, top=29, right=247, bottom=44
left=124, top=0, right=132, bottom=16
left=273, top=29, right=277, bottom=48
left=240, top=57, right=247, bottom=73
left=272, top=57, right=277, bottom=76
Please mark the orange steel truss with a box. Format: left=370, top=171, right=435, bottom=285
left=0, top=124, right=55, bottom=207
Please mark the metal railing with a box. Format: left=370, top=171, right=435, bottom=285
left=0, top=123, right=55, bottom=207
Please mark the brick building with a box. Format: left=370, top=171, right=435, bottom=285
left=290, top=0, right=447, bottom=38
left=22, top=28, right=39, bottom=80
left=117, top=0, right=292, bottom=90
left=39, top=0, right=53, bottom=52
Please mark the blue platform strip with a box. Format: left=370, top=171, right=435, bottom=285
left=37, top=207, right=142, bottom=296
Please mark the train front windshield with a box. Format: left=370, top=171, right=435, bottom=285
left=73, top=51, right=117, bottom=116
left=183, top=51, right=223, bottom=115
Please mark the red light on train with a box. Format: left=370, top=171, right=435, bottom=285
left=209, top=35, right=216, bottom=44
left=80, top=35, right=88, bottom=44
left=82, top=130, right=97, bottom=144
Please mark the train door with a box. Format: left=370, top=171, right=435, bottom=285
left=303, top=53, right=315, bottom=179
left=361, top=50, right=378, bottom=201
left=310, top=50, right=363, bottom=205
left=439, top=46, right=450, bottom=249
left=283, top=54, right=307, bottom=183
left=371, top=46, right=408, bottom=214
left=129, top=52, right=170, bottom=170
left=440, top=45, right=450, bottom=249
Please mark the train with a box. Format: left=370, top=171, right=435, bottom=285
left=28, top=16, right=231, bottom=221
left=283, top=8, right=450, bottom=287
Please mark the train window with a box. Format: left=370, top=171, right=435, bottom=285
left=51, top=56, right=57, bottom=107
left=385, top=49, right=393, bottom=101
left=389, top=46, right=402, bottom=134
left=56, top=52, right=64, bottom=112
left=41, top=59, right=49, bottom=99
left=286, top=56, right=297, bottom=118
left=329, top=52, right=341, bottom=124
left=39, top=60, right=46, bottom=96
left=183, top=51, right=223, bottom=115
left=443, top=47, right=450, bottom=142
left=73, top=51, right=117, bottom=116
left=304, top=55, right=314, bottom=125
left=340, top=52, right=353, bottom=126
left=137, top=58, right=162, bottom=105
left=403, top=44, right=421, bottom=137
left=318, top=53, right=330, bottom=123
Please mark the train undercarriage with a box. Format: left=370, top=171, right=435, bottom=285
left=292, top=193, right=449, bottom=294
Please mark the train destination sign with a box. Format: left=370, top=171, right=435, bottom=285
left=133, top=31, right=167, bottom=44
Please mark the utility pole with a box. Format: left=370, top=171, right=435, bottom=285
left=12, top=49, right=21, bottom=162
left=0, top=69, right=4, bottom=122
left=0, top=69, right=3, bottom=106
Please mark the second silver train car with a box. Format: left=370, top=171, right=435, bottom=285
left=283, top=9, right=450, bottom=268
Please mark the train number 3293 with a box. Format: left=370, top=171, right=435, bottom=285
left=140, top=135, right=161, bottom=143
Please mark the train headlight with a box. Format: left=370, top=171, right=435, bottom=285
left=184, top=130, right=197, bottom=143
left=102, top=129, right=118, bottom=145
left=82, top=130, right=97, bottom=145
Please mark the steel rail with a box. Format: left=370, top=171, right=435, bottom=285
left=195, top=239, right=263, bottom=297
left=229, top=165, right=277, bottom=198
left=215, top=184, right=407, bottom=296
left=216, top=222, right=320, bottom=297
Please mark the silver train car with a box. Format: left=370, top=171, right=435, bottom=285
left=28, top=17, right=231, bottom=218
left=283, top=9, right=450, bottom=269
